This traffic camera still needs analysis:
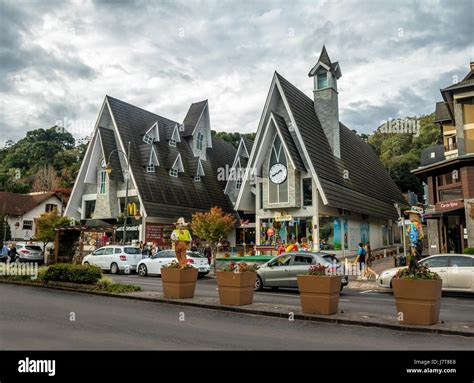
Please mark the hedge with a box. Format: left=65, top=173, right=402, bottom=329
left=43, top=264, right=102, bottom=284
left=463, top=247, right=474, bottom=255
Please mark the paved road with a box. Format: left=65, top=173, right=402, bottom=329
left=108, top=273, right=474, bottom=323
left=0, top=284, right=472, bottom=350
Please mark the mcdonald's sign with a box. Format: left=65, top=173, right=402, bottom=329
left=127, top=202, right=137, bottom=216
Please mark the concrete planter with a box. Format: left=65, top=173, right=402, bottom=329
left=161, top=268, right=198, bottom=299
left=297, top=275, right=342, bottom=315
left=216, top=271, right=256, bottom=306
left=392, top=278, right=442, bottom=325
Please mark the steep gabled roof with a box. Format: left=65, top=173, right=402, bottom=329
left=272, top=113, right=306, bottom=172
left=434, top=101, right=452, bottom=123
left=98, top=127, right=124, bottom=182
left=241, top=136, right=254, bottom=156
left=105, top=96, right=235, bottom=219
left=0, top=192, right=61, bottom=216
left=275, top=73, right=406, bottom=219
left=182, top=100, right=207, bottom=137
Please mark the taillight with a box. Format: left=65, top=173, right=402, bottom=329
left=186, top=259, right=194, bottom=264
left=120, top=255, right=127, bottom=261
left=19, top=249, right=30, bottom=254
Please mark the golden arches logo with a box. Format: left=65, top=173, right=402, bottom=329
left=127, top=202, right=137, bottom=216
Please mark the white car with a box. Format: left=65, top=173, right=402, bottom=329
left=82, top=245, right=142, bottom=274
left=15, top=243, right=45, bottom=263
left=137, top=249, right=210, bottom=278
left=377, top=254, right=474, bottom=292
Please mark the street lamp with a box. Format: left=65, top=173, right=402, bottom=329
left=105, top=141, right=132, bottom=245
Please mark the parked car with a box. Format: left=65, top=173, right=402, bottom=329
left=137, top=249, right=210, bottom=278
left=255, top=252, right=349, bottom=291
left=82, top=245, right=142, bottom=274
left=377, top=254, right=474, bottom=292
left=15, top=243, right=45, bottom=263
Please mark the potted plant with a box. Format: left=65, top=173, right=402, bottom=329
left=297, top=264, right=342, bottom=315
left=161, top=261, right=198, bottom=299
left=392, top=265, right=442, bottom=325
left=216, top=261, right=258, bottom=306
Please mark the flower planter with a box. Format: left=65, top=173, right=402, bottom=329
left=297, top=275, right=342, bottom=315
left=392, top=278, right=442, bottom=325
left=216, top=271, right=256, bottom=306
left=161, top=267, right=198, bottom=299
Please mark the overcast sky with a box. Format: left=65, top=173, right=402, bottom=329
left=1, top=0, right=473, bottom=143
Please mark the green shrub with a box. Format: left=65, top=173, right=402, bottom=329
left=98, top=276, right=113, bottom=289
left=463, top=247, right=474, bottom=255
left=101, top=283, right=141, bottom=293
left=43, top=263, right=102, bottom=284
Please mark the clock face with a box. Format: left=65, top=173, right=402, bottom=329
left=100, top=158, right=106, bottom=169
left=269, top=163, right=288, bottom=184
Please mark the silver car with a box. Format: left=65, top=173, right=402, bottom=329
left=255, top=252, right=349, bottom=291
left=15, top=243, right=45, bottom=263
left=377, top=254, right=474, bottom=292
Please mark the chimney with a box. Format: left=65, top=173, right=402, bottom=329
left=308, top=46, right=342, bottom=159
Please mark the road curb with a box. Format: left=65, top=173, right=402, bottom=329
left=1, top=279, right=472, bottom=338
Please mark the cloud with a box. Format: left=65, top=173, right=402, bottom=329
left=0, top=0, right=472, bottom=143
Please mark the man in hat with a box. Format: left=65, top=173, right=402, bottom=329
left=404, top=206, right=424, bottom=274
left=171, top=217, right=192, bottom=267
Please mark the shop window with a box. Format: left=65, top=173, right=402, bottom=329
left=319, top=217, right=342, bottom=250
left=22, top=220, right=33, bottom=230
left=360, top=217, right=369, bottom=244
left=438, top=187, right=462, bottom=202
left=302, top=178, right=312, bottom=206
left=85, top=200, right=96, bottom=219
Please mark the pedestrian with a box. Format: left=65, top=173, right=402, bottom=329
left=1, top=242, right=8, bottom=261
left=203, top=243, right=212, bottom=265
left=8, top=243, right=19, bottom=263
left=354, top=242, right=366, bottom=281
left=364, top=242, right=378, bottom=280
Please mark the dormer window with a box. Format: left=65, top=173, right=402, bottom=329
left=236, top=179, right=242, bottom=190
left=194, top=175, right=201, bottom=182
left=169, top=124, right=181, bottom=147
left=143, top=121, right=160, bottom=144
left=197, top=132, right=204, bottom=150
left=317, top=72, right=328, bottom=89
left=169, top=153, right=184, bottom=178
left=146, top=146, right=159, bottom=173
left=169, top=139, right=176, bottom=147
left=194, top=159, right=205, bottom=182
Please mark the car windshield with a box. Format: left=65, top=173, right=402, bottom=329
left=124, top=247, right=141, bottom=255
left=25, top=246, right=42, bottom=251
left=187, top=251, right=205, bottom=258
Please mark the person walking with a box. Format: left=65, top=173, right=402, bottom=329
left=8, top=243, right=19, bottom=263
left=364, top=242, right=378, bottom=280
left=1, top=242, right=9, bottom=262
left=354, top=242, right=366, bottom=281
left=203, top=243, right=212, bottom=265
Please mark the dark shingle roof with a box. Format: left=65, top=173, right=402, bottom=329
left=105, top=96, right=235, bottom=218
left=275, top=73, right=406, bottom=219
left=318, top=45, right=331, bottom=67
left=434, top=102, right=451, bottom=122
left=98, top=127, right=124, bottom=182
left=272, top=113, right=306, bottom=172
left=182, top=100, right=207, bottom=137
left=242, top=137, right=254, bottom=156
left=420, top=145, right=445, bottom=167
left=441, top=78, right=474, bottom=92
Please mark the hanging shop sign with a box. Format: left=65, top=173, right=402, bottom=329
left=116, top=225, right=140, bottom=232
left=274, top=212, right=293, bottom=222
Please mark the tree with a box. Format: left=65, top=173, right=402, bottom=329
left=191, top=207, right=236, bottom=272
left=35, top=209, right=70, bottom=253
left=32, top=165, right=62, bottom=192
left=0, top=214, right=12, bottom=243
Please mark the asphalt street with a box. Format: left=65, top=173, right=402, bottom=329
left=108, top=273, right=474, bottom=323
left=0, top=284, right=472, bottom=350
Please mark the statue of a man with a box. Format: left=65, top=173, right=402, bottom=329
left=404, top=206, right=424, bottom=274
left=171, top=217, right=192, bottom=267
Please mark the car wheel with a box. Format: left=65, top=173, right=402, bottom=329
left=110, top=262, right=119, bottom=274
left=137, top=264, right=147, bottom=277
left=83, top=262, right=90, bottom=266
left=255, top=275, right=263, bottom=291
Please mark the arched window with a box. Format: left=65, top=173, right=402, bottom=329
left=268, top=134, right=288, bottom=203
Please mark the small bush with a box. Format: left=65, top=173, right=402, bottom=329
left=101, top=283, right=141, bottom=293
left=463, top=247, right=474, bottom=255
left=98, top=276, right=113, bottom=289
left=43, top=263, right=102, bottom=284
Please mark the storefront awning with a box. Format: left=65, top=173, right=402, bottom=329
left=423, top=208, right=465, bottom=219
